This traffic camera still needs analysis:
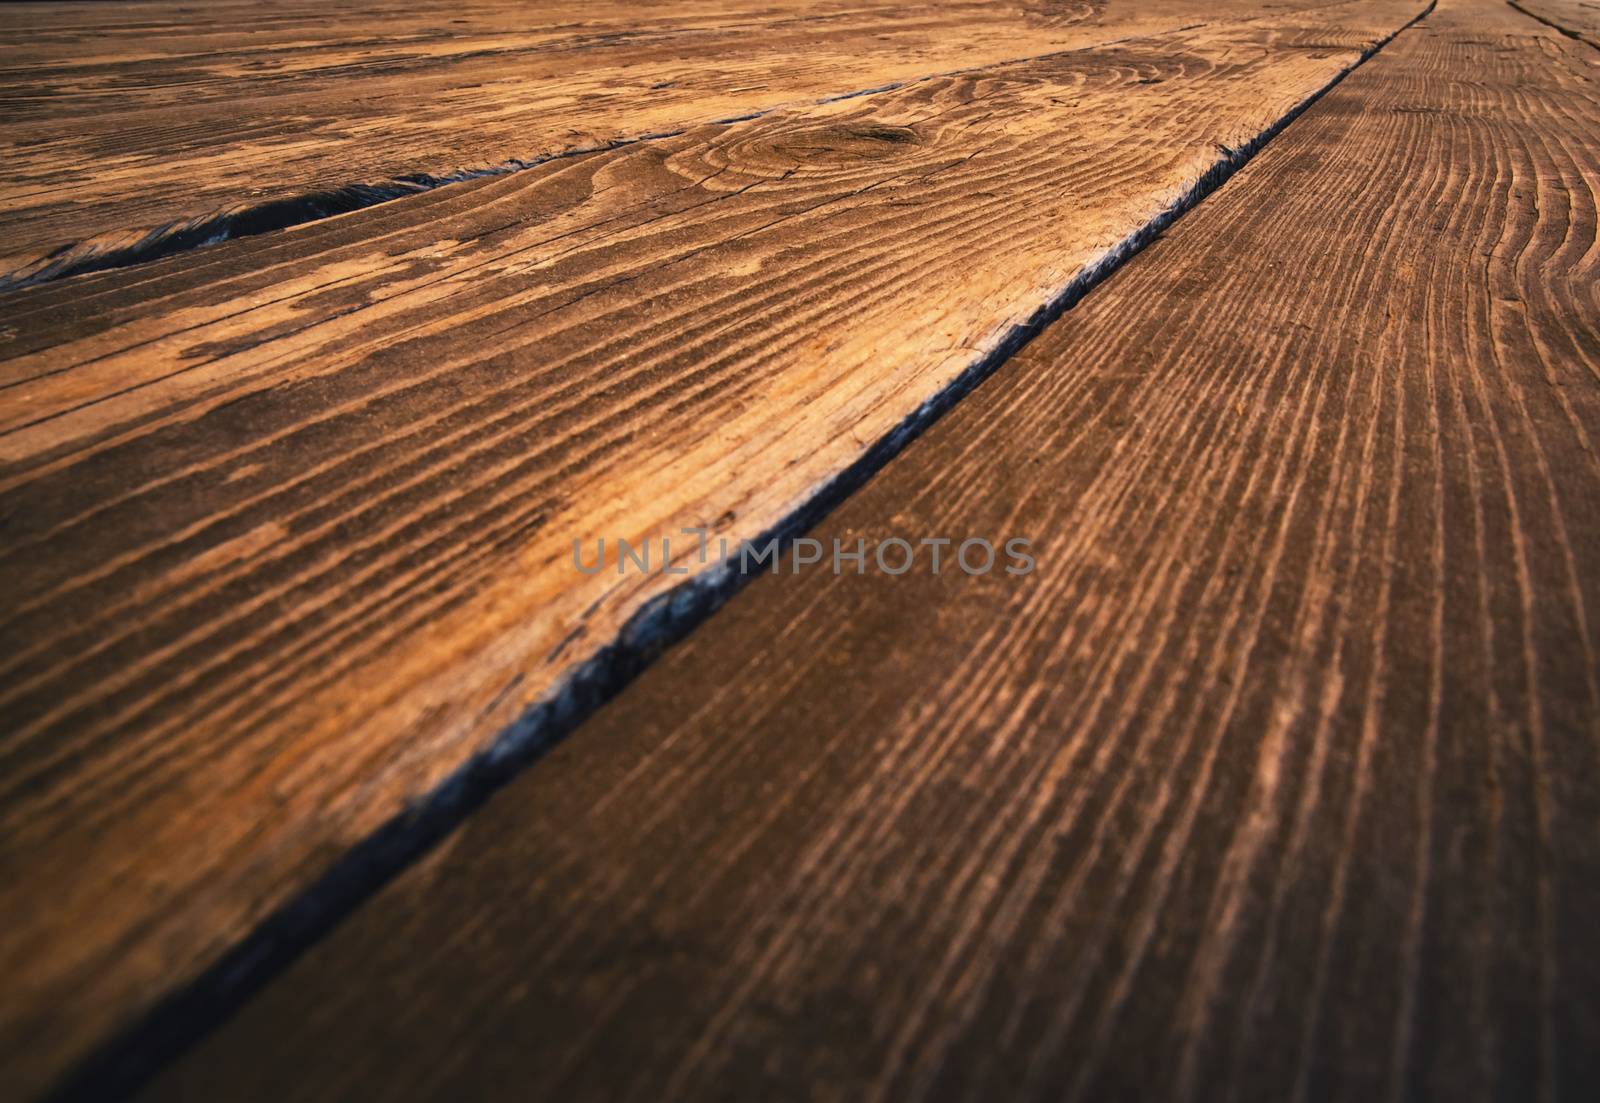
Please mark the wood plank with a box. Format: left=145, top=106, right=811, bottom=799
left=135, top=0, right=1600, bottom=1099
left=1512, top=0, right=1600, bottom=46
left=0, top=0, right=1279, bottom=288
left=0, top=3, right=1432, bottom=1095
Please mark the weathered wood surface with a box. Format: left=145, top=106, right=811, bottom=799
left=141, top=0, right=1600, bottom=1099
left=0, top=0, right=1281, bottom=287
left=0, top=2, right=1431, bottom=1096
left=1513, top=0, right=1600, bottom=46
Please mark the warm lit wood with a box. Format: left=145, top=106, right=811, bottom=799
left=135, top=2, right=1599, bottom=1099
left=0, top=3, right=1435, bottom=1095
left=1511, top=0, right=1600, bottom=45
left=0, top=0, right=1262, bottom=286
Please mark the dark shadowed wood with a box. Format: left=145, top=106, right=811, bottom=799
left=0, top=0, right=1289, bottom=287
left=0, top=3, right=1431, bottom=1095
left=141, top=1, right=1600, bottom=1099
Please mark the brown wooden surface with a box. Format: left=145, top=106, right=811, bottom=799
left=138, top=0, right=1600, bottom=1099
left=0, top=0, right=1276, bottom=287
left=1512, top=0, right=1600, bottom=45
left=0, top=2, right=1434, bottom=1096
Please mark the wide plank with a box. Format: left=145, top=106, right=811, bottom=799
left=138, top=0, right=1599, bottom=1099
left=0, top=0, right=1283, bottom=288
left=0, top=3, right=1434, bottom=1095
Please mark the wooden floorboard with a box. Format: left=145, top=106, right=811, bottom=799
left=0, top=0, right=1275, bottom=287
left=1512, top=0, right=1600, bottom=46
left=136, top=0, right=1600, bottom=1099
left=0, top=2, right=1433, bottom=1095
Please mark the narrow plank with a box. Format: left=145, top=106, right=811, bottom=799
left=141, top=1, right=1600, bottom=1100
left=0, top=0, right=1266, bottom=287
left=1512, top=0, right=1600, bottom=46
left=0, top=3, right=1430, bottom=1095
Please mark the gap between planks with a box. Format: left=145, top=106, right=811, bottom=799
left=0, top=0, right=1321, bottom=291
left=128, top=0, right=1600, bottom=1099
left=1508, top=0, right=1600, bottom=48
left=0, top=4, right=1427, bottom=1094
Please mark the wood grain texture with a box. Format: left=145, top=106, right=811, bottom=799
left=1512, top=0, right=1600, bottom=46
left=0, top=0, right=1283, bottom=287
left=0, top=3, right=1431, bottom=1096
left=141, top=1, right=1600, bottom=1099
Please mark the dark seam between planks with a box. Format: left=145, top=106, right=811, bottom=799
left=4, top=10, right=1320, bottom=296
left=1506, top=0, right=1600, bottom=48
left=36, top=4, right=1436, bottom=1100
